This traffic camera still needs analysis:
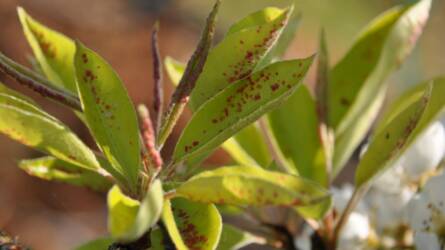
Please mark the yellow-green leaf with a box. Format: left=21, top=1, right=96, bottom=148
left=189, top=7, right=292, bottom=110
left=0, top=97, right=99, bottom=171
left=18, top=7, right=77, bottom=94
left=107, top=180, right=163, bottom=242
left=165, top=57, right=270, bottom=168
left=268, top=85, right=328, bottom=186
left=165, top=56, right=185, bottom=87
left=355, top=83, right=431, bottom=187
left=74, top=238, right=113, bottom=250
left=162, top=198, right=222, bottom=250
left=74, top=42, right=141, bottom=191
left=217, top=224, right=259, bottom=250
left=174, top=58, right=313, bottom=163
left=19, top=156, right=111, bottom=192
left=329, top=0, right=431, bottom=175
left=223, top=124, right=271, bottom=167
left=176, top=166, right=331, bottom=219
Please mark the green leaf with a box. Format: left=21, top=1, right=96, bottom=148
left=18, top=7, right=77, bottom=94
left=0, top=81, right=36, bottom=105
left=165, top=57, right=270, bottom=168
left=227, top=6, right=300, bottom=71
left=355, top=83, right=431, bottom=187
left=74, top=237, right=113, bottom=250
left=19, top=156, right=111, bottom=192
left=328, top=0, right=431, bottom=175
left=74, top=42, right=141, bottom=190
left=375, top=81, right=428, bottom=134
left=268, top=85, right=328, bottom=186
left=150, top=227, right=174, bottom=250
left=162, top=198, right=222, bottom=250
left=217, top=224, right=259, bottom=250
left=189, top=7, right=292, bottom=110
left=0, top=97, right=99, bottom=171
left=107, top=179, right=163, bottom=242
left=223, top=124, right=271, bottom=167
left=165, top=56, right=185, bottom=87
left=173, top=58, right=313, bottom=163
left=176, top=166, right=331, bottom=219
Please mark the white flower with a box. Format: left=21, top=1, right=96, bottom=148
left=413, top=231, right=443, bottom=250
left=405, top=172, right=445, bottom=248
left=339, top=212, right=371, bottom=244
left=401, top=122, right=445, bottom=180
left=332, top=184, right=368, bottom=214
left=372, top=161, right=405, bottom=194
left=366, top=187, right=414, bottom=231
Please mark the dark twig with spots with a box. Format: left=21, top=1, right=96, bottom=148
left=0, top=52, right=81, bottom=111
left=138, top=104, right=163, bottom=175
left=156, top=0, right=220, bottom=149
left=151, top=21, right=163, bottom=134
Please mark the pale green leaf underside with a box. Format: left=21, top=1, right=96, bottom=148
left=107, top=180, right=163, bottom=242
left=162, top=198, right=222, bottom=250
left=329, top=0, right=431, bottom=175
left=18, top=7, right=77, bottom=94
left=268, top=85, right=327, bottom=186
left=165, top=56, right=185, bottom=87
left=0, top=96, right=99, bottom=171
left=174, top=58, right=313, bottom=163
left=19, top=156, right=111, bottom=192
left=74, top=42, right=141, bottom=189
left=176, top=166, right=331, bottom=219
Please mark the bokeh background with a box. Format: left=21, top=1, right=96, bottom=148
left=0, top=0, right=444, bottom=249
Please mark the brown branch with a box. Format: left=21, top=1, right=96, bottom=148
left=0, top=52, right=81, bottom=111
left=151, top=21, right=163, bottom=134
left=156, top=0, right=220, bottom=149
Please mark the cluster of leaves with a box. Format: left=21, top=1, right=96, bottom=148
left=0, top=0, right=440, bottom=249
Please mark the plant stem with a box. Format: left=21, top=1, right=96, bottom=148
left=151, top=21, right=163, bottom=134
left=156, top=0, right=220, bottom=149
left=0, top=52, right=81, bottom=111
left=164, top=189, right=177, bottom=200
left=331, top=185, right=369, bottom=249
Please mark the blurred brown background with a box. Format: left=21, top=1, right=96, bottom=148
left=0, top=0, right=444, bottom=249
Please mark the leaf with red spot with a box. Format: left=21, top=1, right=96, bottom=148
left=162, top=198, right=222, bottom=250
left=327, top=0, right=431, bottom=177
left=189, top=7, right=292, bottom=110
left=268, top=85, right=328, bottom=186
left=19, top=156, right=111, bottom=192
left=165, top=56, right=271, bottom=168
left=355, top=83, right=431, bottom=187
left=173, top=58, right=313, bottom=164
left=74, top=42, right=141, bottom=191
left=176, top=166, right=331, bottom=219
left=0, top=92, right=100, bottom=171
left=227, top=6, right=301, bottom=70
left=359, top=78, right=445, bottom=188
left=18, top=7, right=77, bottom=94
